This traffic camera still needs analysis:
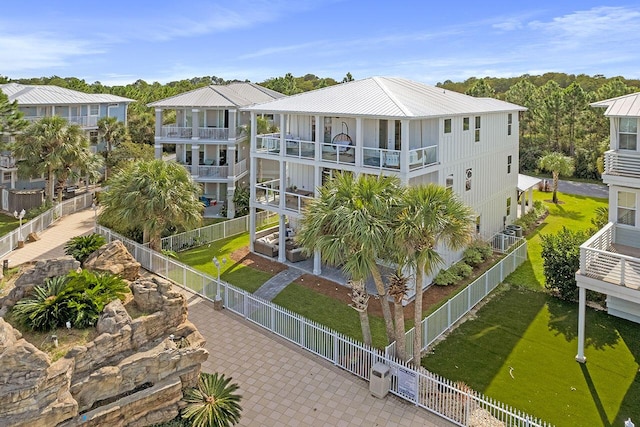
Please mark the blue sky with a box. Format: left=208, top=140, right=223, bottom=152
left=1, top=1, right=639, bottom=86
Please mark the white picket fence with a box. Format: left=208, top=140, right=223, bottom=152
left=160, top=210, right=278, bottom=252
left=385, top=238, right=528, bottom=360
left=0, top=193, right=94, bottom=260
left=96, top=225, right=551, bottom=427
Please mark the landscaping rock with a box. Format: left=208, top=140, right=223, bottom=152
left=96, top=300, right=132, bottom=335
left=27, top=232, right=40, bottom=242
left=84, top=240, right=140, bottom=281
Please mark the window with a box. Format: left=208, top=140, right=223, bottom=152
left=474, top=116, right=481, bottom=142
left=311, top=116, right=316, bottom=142
left=619, top=118, right=637, bottom=150
left=445, top=174, right=453, bottom=191
left=444, top=118, right=452, bottom=134
left=507, top=155, right=512, bottom=174
left=89, top=105, right=99, bottom=116
left=2, top=172, right=11, bottom=183
left=507, top=113, right=513, bottom=136
left=506, top=197, right=512, bottom=217
left=617, top=191, right=636, bottom=226
left=465, top=168, right=472, bottom=191
left=89, top=130, right=98, bottom=145
left=476, top=216, right=481, bottom=234
left=463, top=117, right=469, bottom=131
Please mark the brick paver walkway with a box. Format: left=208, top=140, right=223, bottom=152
left=7, top=209, right=454, bottom=426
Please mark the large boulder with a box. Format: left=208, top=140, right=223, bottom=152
left=96, top=300, right=132, bottom=335
left=84, top=240, right=140, bottom=281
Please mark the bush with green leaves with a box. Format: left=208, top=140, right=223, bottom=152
left=182, top=372, right=242, bottom=427
left=463, top=240, right=493, bottom=267
left=514, top=200, right=548, bottom=231
left=64, top=233, right=106, bottom=264
left=540, top=226, right=588, bottom=300
left=11, top=270, right=129, bottom=331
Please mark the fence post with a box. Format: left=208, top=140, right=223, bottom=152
left=243, top=292, right=248, bottom=318
left=447, top=302, right=451, bottom=328
left=333, top=334, right=338, bottom=365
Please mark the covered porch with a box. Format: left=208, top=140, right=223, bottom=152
left=517, top=174, right=541, bottom=217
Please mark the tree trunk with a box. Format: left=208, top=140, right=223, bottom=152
left=358, top=310, right=372, bottom=347
left=413, top=265, right=424, bottom=365
left=46, top=169, right=55, bottom=203
left=552, top=172, right=559, bottom=204
left=394, top=296, right=406, bottom=361
left=371, top=267, right=395, bottom=344
left=349, top=280, right=372, bottom=346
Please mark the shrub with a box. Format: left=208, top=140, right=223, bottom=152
left=182, top=372, right=242, bottom=427
left=64, top=234, right=106, bottom=264
left=434, top=268, right=456, bottom=286
left=12, top=276, right=71, bottom=331
left=462, top=240, right=492, bottom=268
left=451, top=262, right=473, bottom=279
left=540, top=226, right=589, bottom=300
left=11, top=270, right=129, bottom=331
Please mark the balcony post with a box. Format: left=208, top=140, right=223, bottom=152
left=191, top=109, right=199, bottom=141
left=575, top=286, right=587, bottom=363
left=278, top=214, right=286, bottom=263
left=315, top=115, right=322, bottom=161
left=355, top=117, right=363, bottom=167
left=249, top=207, right=256, bottom=252
left=228, top=110, right=237, bottom=140
left=154, top=144, right=162, bottom=160
left=191, top=144, right=199, bottom=174
left=400, top=119, right=410, bottom=182
left=154, top=109, right=162, bottom=139
left=250, top=112, right=257, bottom=152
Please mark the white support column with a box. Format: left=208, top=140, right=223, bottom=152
left=226, top=145, right=236, bottom=219
left=228, top=110, right=237, bottom=140
left=313, top=164, right=322, bottom=275
left=191, top=144, right=199, bottom=172
left=278, top=214, right=286, bottom=263
left=10, top=171, right=16, bottom=189
left=249, top=207, right=256, bottom=252
left=400, top=119, right=410, bottom=183
left=576, top=286, right=587, bottom=363
left=280, top=114, right=286, bottom=157
left=154, top=108, right=162, bottom=139
left=521, top=190, right=526, bottom=217
left=355, top=117, right=363, bottom=168
left=315, top=115, right=322, bottom=161
left=387, top=120, right=394, bottom=150
left=250, top=113, right=257, bottom=152
left=528, top=189, right=534, bottom=213
left=313, top=249, right=321, bottom=275
left=191, top=109, right=199, bottom=141
left=154, top=144, right=163, bottom=159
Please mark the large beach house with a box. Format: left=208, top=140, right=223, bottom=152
left=148, top=82, right=284, bottom=218
left=244, top=77, right=527, bottom=287
left=575, top=92, right=640, bottom=362
left=0, top=83, right=133, bottom=191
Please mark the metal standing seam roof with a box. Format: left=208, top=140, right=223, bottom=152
left=591, top=92, right=640, bottom=117
left=147, top=82, right=285, bottom=109
left=244, top=76, right=526, bottom=118
left=0, top=83, right=134, bottom=105
left=518, top=174, right=542, bottom=192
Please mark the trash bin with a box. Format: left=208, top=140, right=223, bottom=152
left=370, top=362, right=391, bottom=398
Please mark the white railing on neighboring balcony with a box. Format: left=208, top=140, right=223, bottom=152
left=283, top=190, right=314, bottom=213
left=23, top=115, right=98, bottom=128
left=580, top=222, right=640, bottom=289
left=236, top=158, right=248, bottom=176
left=285, top=138, right=315, bottom=160
left=198, top=127, right=229, bottom=140
left=255, top=179, right=281, bottom=208
left=321, top=141, right=355, bottom=165
left=256, top=134, right=281, bottom=153
left=0, top=155, right=16, bottom=168
left=184, top=164, right=228, bottom=178
left=603, top=150, right=640, bottom=178
left=409, top=145, right=438, bottom=170
left=161, top=126, right=192, bottom=139
left=362, top=147, right=400, bottom=170
left=96, top=226, right=551, bottom=427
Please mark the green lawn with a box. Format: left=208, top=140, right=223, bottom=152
left=177, top=233, right=273, bottom=293
left=422, top=287, right=640, bottom=426
left=507, top=191, right=608, bottom=290
left=422, top=190, right=640, bottom=426
left=0, top=213, right=19, bottom=237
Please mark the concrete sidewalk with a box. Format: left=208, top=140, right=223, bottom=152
left=7, top=209, right=96, bottom=268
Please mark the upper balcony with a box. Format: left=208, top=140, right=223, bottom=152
left=254, top=178, right=314, bottom=214
left=0, top=155, right=16, bottom=169
left=255, top=134, right=438, bottom=173
left=158, top=126, right=236, bottom=142
left=24, top=115, right=99, bottom=128
left=578, top=222, right=640, bottom=292
left=180, top=158, right=247, bottom=181
left=602, top=150, right=640, bottom=185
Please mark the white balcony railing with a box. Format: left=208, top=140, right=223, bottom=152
left=23, top=115, right=98, bottom=128
left=603, top=150, right=640, bottom=178
left=236, top=158, right=248, bottom=176
left=160, top=126, right=230, bottom=140
left=198, top=127, right=229, bottom=140
left=580, top=222, right=640, bottom=289
left=0, top=155, right=16, bottom=169
left=255, top=179, right=281, bottom=208
left=255, top=134, right=438, bottom=171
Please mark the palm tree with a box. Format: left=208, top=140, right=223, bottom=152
left=15, top=116, right=92, bottom=203
left=53, top=133, right=103, bottom=202
left=181, top=372, right=242, bottom=427
left=99, top=159, right=202, bottom=250
left=387, top=271, right=410, bottom=360
left=538, top=152, right=575, bottom=203
left=395, top=184, right=474, bottom=364
left=296, top=172, right=400, bottom=345
left=97, top=116, right=126, bottom=180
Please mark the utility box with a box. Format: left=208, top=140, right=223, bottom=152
left=369, top=362, right=391, bottom=398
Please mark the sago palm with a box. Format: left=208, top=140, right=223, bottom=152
left=12, top=276, right=71, bottom=331
left=182, top=373, right=242, bottom=427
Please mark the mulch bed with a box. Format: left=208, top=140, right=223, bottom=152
left=229, top=246, right=499, bottom=320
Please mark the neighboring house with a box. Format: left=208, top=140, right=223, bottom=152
left=0, top=83, right=133, bottom=191
left=244, top=77, right=526, bottom=287
left=576, top=92, right=640, bottom=362
left=148, top=83, right=285, bottom=218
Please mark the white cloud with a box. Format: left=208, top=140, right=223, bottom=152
left=492, top=19, right=524, bottom=31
